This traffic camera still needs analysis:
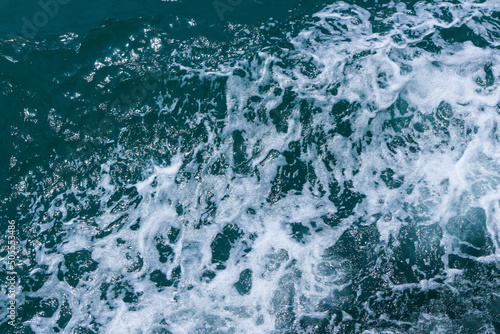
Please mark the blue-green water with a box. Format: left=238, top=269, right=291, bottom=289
left=1, top=0, right=500, bottom=333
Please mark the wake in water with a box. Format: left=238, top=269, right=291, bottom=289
left=1, top=0, right=500, bottom=333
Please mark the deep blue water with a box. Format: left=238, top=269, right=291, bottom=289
left=1, top=0, right=500, bottom=333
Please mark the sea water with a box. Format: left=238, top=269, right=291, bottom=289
left=0, top=0, right=499, bottom=333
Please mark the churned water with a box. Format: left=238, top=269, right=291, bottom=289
left=1, top=0, right=500, bottom=333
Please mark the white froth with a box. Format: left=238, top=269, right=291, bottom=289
left=13, top=1, right=500, bottom=333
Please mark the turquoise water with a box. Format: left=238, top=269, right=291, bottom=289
left=1, top=0, right=500, bottom=333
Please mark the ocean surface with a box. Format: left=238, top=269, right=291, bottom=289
left=1, top=0, right=500, bottom=333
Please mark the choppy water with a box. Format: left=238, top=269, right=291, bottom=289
left=1, top=0, right=500, bottom=333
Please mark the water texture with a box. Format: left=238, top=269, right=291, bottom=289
left=1, top=0, right=500, bottom=333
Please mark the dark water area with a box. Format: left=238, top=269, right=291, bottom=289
left=0, top=0, right=321, bottom=197
left=1, top=0, right=500, bottom=333
left=0, top=0, right=321, bottom=40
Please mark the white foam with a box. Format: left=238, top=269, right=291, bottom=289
left=13, top=1, right=500, bottom=332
